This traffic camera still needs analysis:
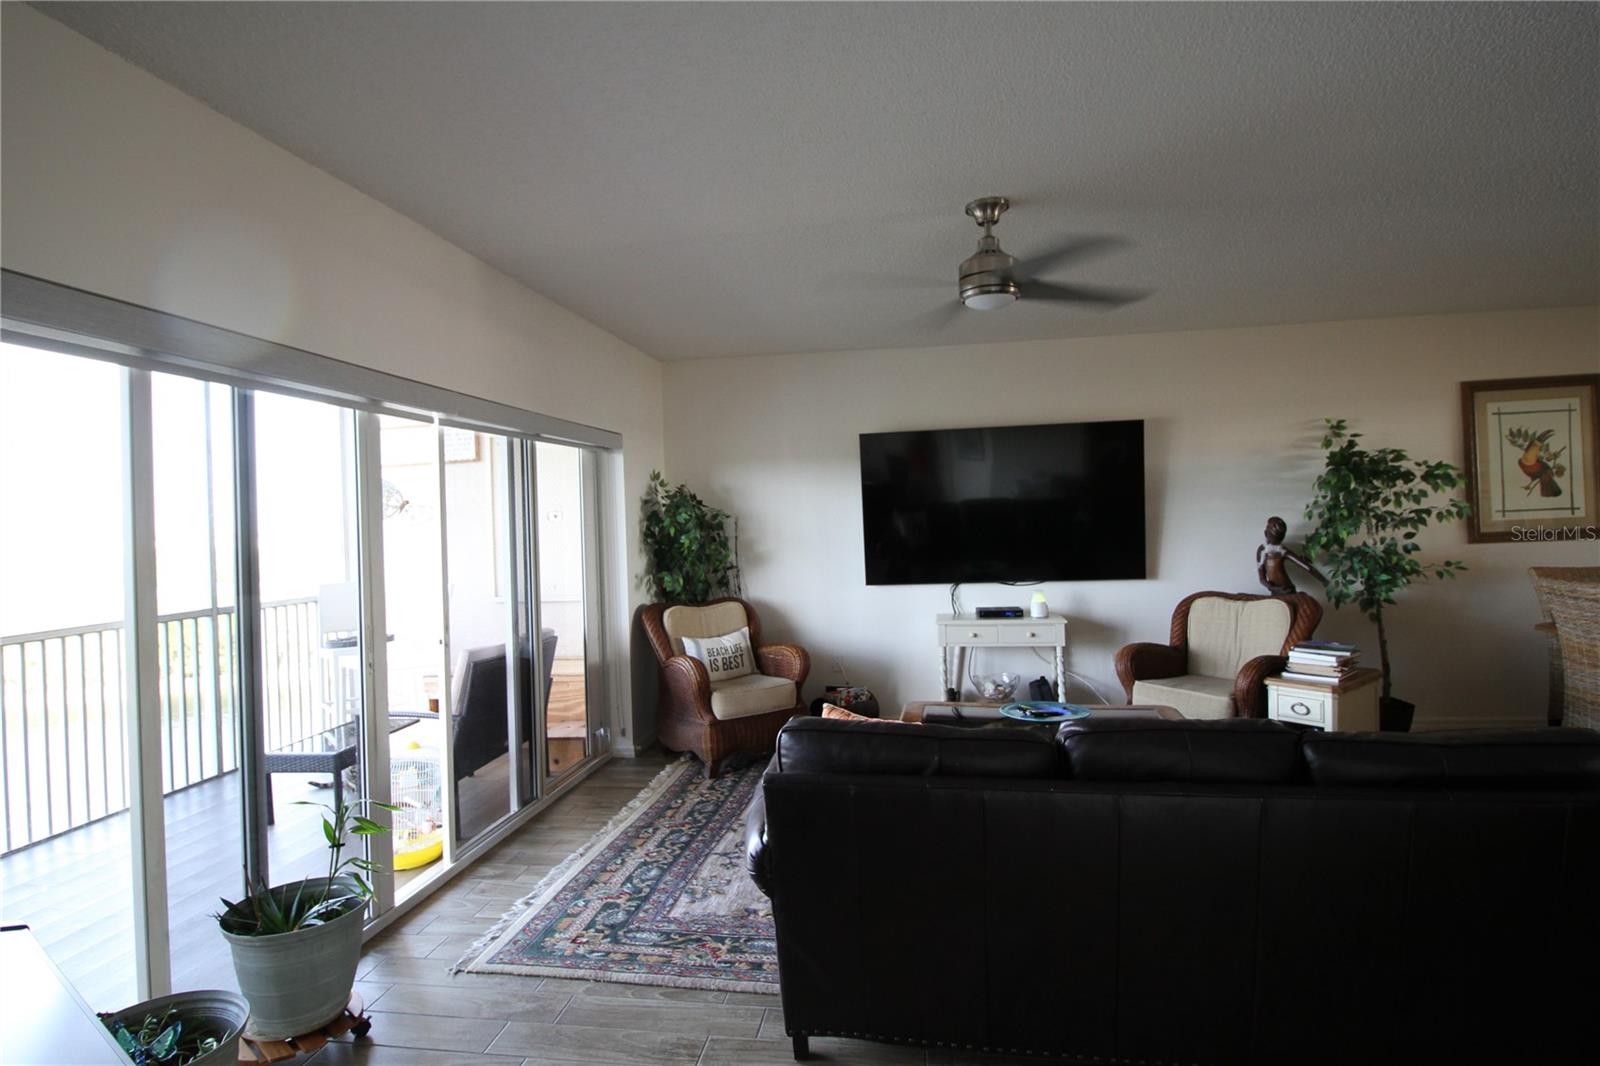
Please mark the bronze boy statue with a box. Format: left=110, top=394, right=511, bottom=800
left=1256, top=515, right=1325, bottom=595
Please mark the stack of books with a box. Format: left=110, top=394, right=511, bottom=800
left=1282, top=640, right=1360, bottom=684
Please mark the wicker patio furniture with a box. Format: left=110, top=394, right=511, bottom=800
left=1529, top=567, right=1600, bottom=730
left=640, top=597, right=810, bottom=777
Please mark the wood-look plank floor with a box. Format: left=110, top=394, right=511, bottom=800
left=316, top=753, right=1062, bottom=1066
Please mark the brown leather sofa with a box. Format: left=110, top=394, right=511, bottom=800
left=745, top=716, right=1599, bottom=1065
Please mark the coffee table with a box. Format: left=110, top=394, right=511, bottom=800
left=899, top=701, right=1183, bottom=727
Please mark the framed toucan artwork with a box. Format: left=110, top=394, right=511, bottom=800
left=1462, top=374, right=1600, bottom=543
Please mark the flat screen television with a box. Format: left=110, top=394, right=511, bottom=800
left=859, top=419, right=1146, bottom=585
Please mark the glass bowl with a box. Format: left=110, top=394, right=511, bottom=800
left=973, top=672, right=1022, bottom=702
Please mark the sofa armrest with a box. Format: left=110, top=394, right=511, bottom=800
left=756, top=643, right=811, bottom=687
left=1233, top=654, right=1286, bottom=718
left=1114, top=642, right=1188, bottom=700
left=744, top=754, right=781, bottom=898
left=661, top=655, right=714, bottom=720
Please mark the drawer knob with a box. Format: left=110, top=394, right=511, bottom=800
left=1290, top=701, right=1313, bottom=716
left=970, top=632, right=980, bottom=638
left=1027, top=631, right=1037, bottom=638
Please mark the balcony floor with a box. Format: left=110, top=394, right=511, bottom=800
left=0, top=756, right=543, bottom=1012
left=0, top=768, right=389, bottom=1008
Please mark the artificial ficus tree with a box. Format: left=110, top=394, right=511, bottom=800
left=1302, top=419, right=1471, bottom=701
left=640, top=471, right=739, bottom=605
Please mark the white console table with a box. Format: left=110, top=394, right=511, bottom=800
left=936, top=613, right=1068, bottom=700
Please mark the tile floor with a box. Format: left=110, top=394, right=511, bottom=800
left=305, top=750, right=1049, bottom=1066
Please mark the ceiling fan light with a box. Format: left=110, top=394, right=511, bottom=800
left=962, top=284, right=1018, bottom=311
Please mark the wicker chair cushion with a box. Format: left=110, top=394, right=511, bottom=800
left=1185, top=596, right=1294, bottom=678
left=1131, top=674, right=1236, bottom=719
left=709, top=673, right=797, bottom=720
left=662, top=601, right=750, bottom=657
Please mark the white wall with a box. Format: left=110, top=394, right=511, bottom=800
left=664, top=307, right=1599, bottom=728
left=1, top=6, right=666, bottom=748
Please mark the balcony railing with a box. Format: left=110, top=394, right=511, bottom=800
left=0, top=597, right=329, bottom=854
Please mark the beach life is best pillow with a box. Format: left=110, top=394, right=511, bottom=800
left=682, top=625, right=755, bottom=682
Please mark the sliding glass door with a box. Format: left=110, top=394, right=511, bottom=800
left=536, top=442, right=601, bottom=782
left=151, top=372, right=245, bottom=995
left=0, top=330, right=613, bottom=1007
left=376, top=414, right=447, bottom=898
left=251, top=393, right=374, bottom=889
left=0, top=342, right=139, bottom=1007
left=442, top=430, right=515, bottom=846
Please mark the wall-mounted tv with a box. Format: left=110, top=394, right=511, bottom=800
left=860, top=419, right=1146, bottom=585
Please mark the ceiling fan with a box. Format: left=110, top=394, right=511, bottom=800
left=936, top=196, right=1146, bottom=320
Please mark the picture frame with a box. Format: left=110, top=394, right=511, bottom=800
left=1460, top=374, right=1600, bottom=543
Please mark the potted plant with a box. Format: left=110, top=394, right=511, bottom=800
left=1302, top=418, right=1470, bottom=731
left=640, top=470, right=739, bottom=604
left=216, top=797, right=394, bottom=1040
left=100, top=992, right=249, bottom=1066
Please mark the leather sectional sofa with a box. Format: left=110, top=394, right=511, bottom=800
left=744, top=716, right=1599, bottom=1064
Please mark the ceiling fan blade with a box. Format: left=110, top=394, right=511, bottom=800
left=1011, top=236, right=1126, bottom=278
left=1023, top=280, right=1148, bottom=307
left=917, top=300, right=967, bottom=329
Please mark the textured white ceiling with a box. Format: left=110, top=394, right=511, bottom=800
left=34, top=2, right=1600, bottom=361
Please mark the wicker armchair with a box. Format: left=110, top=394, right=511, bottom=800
left=1529, top=567, right=1600, bottom=730
left=1115, top=591, right=1323, bottom=719
left=640, top=597, right=810, bottom=777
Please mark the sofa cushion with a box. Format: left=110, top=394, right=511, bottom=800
left=662, top=601, right=749, bottom=657
left=1186, top=596, right=1292, bottom=678
left=1131, top=674, right=1236, bottom=720
left=708, top=673, right=796, bottom=720
left=1302, top=727, right=1600, bottom=787
left=775, top=717, right=1058, bottom=778
left=1058, top=716, right=1302, bottom=783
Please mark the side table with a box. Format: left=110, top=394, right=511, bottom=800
left=1265, top=667, right=1381, bottom=731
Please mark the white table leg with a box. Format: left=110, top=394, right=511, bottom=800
left=1055, top=645, right=1067, bottom=702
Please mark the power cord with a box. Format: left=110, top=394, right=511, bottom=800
left=1026, top=646, right=1115, bottom=704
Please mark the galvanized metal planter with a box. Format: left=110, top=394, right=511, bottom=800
left=220, top=877, right=366, bottom=1040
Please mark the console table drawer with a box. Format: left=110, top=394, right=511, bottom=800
left=941, top=624, right=999, bottom=644
left=1271, top=687, right=1330, bottom=727
left=1009, top=625, right=1064, bottom=645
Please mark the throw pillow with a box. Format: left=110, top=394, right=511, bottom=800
left=682, top=626, right=755, bottom=682
left=822, top=703, right=919, bottom=725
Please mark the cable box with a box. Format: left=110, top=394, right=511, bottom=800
left=975, top=606, right=1024, bottom=618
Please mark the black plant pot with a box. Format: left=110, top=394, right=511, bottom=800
left=1380, top=696, right=1415, bottom=733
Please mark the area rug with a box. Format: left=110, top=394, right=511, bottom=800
left=453, top=756, right=779, bottom=993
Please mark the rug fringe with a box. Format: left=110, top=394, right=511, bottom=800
left=450, top=755, right=695, bottom=974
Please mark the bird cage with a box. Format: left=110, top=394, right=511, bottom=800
left=390, top=743, right=443, bottom=870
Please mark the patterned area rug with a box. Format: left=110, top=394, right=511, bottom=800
left=454, top=757, right=778, bottom=992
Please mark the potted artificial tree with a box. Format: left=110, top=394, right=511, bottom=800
left=639, top=470, right=739, bottom=604
left=216, top=797, right=393, bottom=1040
left=1302, top=419, right=1471, bottom=731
